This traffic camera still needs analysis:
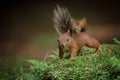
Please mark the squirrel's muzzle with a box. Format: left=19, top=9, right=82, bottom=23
left=60, top=45, right=65, bottom=48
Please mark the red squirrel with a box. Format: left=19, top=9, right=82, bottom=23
left=53, top=5, right=100, bottom=59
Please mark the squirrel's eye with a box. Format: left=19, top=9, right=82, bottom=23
left=66, top=39, right=69, bottom=41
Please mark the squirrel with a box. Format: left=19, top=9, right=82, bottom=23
left=53, top=5, right=100, bottom=59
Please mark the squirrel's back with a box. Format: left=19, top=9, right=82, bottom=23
left=72, top=32, right=100, bottom=48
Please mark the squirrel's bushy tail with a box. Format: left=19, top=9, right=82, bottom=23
left=53, top=5, right=71, bottom=33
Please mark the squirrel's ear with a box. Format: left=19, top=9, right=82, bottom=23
left=66, top=29, right=71, bottom=35
left=54, top=27, right=61, bottom=36
left=79, top=17, right=87, bottom=27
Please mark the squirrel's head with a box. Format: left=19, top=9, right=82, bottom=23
left=57, top=29, right=72, bottom=47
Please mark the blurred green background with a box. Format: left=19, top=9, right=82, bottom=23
left=0, top=0, right=120, bottom=61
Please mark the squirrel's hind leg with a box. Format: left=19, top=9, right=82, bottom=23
left=94, top=47, right=101, bottom=57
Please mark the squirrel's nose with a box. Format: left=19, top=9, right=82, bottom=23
left=61, top=45, right=64, bottom=48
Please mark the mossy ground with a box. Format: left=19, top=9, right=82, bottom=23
left=0, top=44, right=120, bottom=80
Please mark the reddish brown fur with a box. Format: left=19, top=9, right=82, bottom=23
left=58, top=30, right=100, bottom=59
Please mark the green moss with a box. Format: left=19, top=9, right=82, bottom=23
left=16, top=44, right=120, bottom=80
left=0, top=43, right=120, bottom=80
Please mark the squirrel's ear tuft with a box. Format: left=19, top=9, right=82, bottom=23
left=66, top=29, right=72, bottom=36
